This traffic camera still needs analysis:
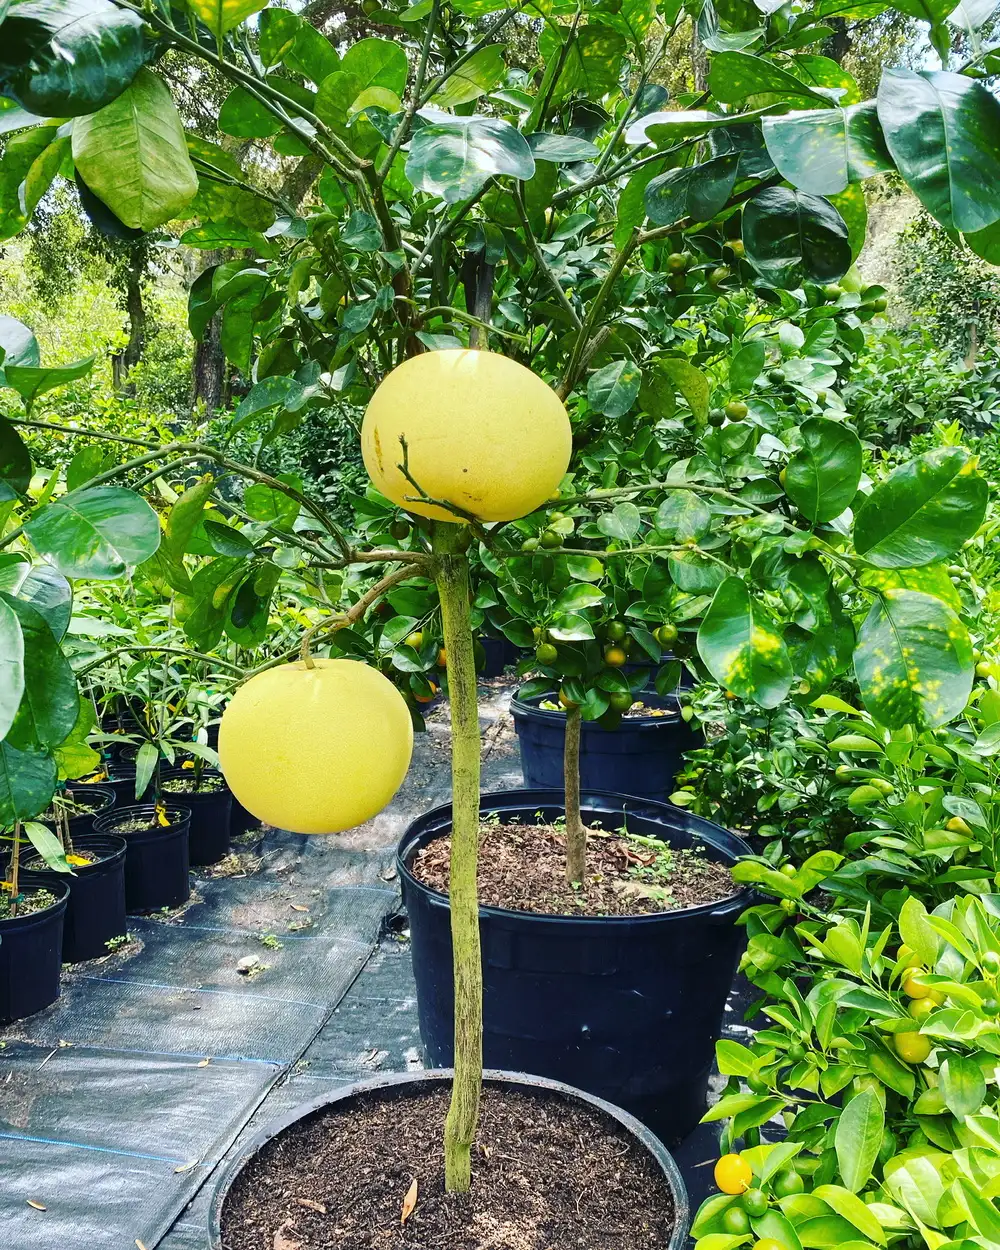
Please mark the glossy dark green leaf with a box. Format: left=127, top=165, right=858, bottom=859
left=587, top=358, right=641, bottom=418
left=17, top=563, right=72, bottom=640
left=784, top=418, right=862, bottom=523
left=0, top=0, right=150, bottom=116
left=24, top=485, right=160, bottom=579
left=854, top=447, right=988, bottom=568
left=698, top=2, right=764, bottom=52
left=406, top=113, right=534, bottom=203
left=698, top=576, right=793, bottom=708
left=729, top=341, right=765, bottom=391
left=72, top=68, right=199, bottom=231
left=341, top=37, right=408, bottom=96
left=187, top=0, right=265, bottom=40
left=284, top=24, right=340, bottom=84
left=165, top=475, right=215, bottom=561
left=877, top=69, right=1000, bottom=234
left=0, top=416, right=31, bottom=497
left=342, top=209, right=383, bottom=251
left=0, top=592, right=78, bottom=750
left=835, top=1090, right=883, bottom=1193
left=258, top=7, right=301, bottom=66
left=597, top=502, right=642, bottom=541
left=0, top=124, right=66, bottom=240
left=204, top=519, right=256, bottom=558
left=762, top=101, right=892, bottom=195
left=0, top=740, right=56, bottom=824
left=4, top=355, right=95, bottom=405
left=219, top=87, right=282, bottom=139
left=708, top=51, right=833, bottom=106
left=233, top=376, right=305, bottom=429
left=855, top=589, right=973, bottom=728
left=626, top=107, right=773, bottom=147
left=644, top=153, right=739, bottom=227
left=538, top=25, right=627, bottom=101
left=526, top=132, right=601, bottom=162
left=742, top=186, right=852, bottom=286
left=0, top=594, right=25, bottom=740
left=244, top=475, right=301, bottom=531
left=431, top=44, right=505, bottom=108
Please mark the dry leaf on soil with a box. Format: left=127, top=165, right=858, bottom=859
left=294, top=1197, right=327, bottom=1214
left=273, top=1220, right=302, bottom=1250
left=401, top=1178, right=418, bottom=1224
left=26, top=1200, right=46, bottom=1211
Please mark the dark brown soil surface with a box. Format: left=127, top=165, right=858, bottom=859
left=221, top=1084, right=675, bottom=1250
left=0, top=887, right=58, bottom=919
left=111, top=815, right=183, bottom=835
left=162, top=772, right=227, bottom=795
left=411, top=822, right=737, bottom=917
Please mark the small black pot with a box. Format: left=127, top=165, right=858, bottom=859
left=20, top=833, right=127, bottom=963
left=479, top=636, right=522, bottom=677
left=93, top=804, right=191, bottom=913
left=208, top=1070, right=690, bottom=1250
left=511, top=688, right=701, bottom=803
left=230, top=795, right=258, bottom=840
left=0, top=879, right=70, bottom=1024
left=94, top=764, right=153, bottom=805
left=158, top=769, right=232, bottom=866
left=41, top=784, right=116, bottom=840
left=398, top=789, right=751, bottom=1146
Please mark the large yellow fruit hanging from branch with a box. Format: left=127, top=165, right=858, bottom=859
left=361, top=349, right=572, bottom=523
left=218, top=659, right=413, bottom=835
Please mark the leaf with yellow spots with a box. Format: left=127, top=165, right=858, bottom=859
left=854, top=589, right=973, bottom=729
left=854, top=447, right=988, bottom=569
left=697, top=577, right=793, bottom=709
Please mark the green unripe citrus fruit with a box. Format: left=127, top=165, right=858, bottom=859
left=725, top=400, right=749, bottom=420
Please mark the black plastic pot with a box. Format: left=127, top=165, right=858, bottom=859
left=480, top=635, right=522, bottom=677
left=398, top=789, right=752, bottom=1146
left=159, top=769, right=232, bottom=866
left=40, top=784, right=116, bottom=841
left=20, top=833, right=127, bottom=963
left=208, top=1069, right=690, bottom=1249
left=230, top=795, right=258, bottom=839
left=93, top=804, right=191, bottom=913
left=511, top=688, right=701, bottom=802
left=92, top=764, right=153, bottom=805
left=0, top=879, right=70, bottom=1024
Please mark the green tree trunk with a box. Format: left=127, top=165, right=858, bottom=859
left=432, top=520, right=483, bottom=1193
left=564, top=702, right=586, bottom=885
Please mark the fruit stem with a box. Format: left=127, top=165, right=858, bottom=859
left=432, top=520, right=483, bottom=1195
left=564, top=703, right=586, bottom=885
left=299, top=623, right=318, bottom=669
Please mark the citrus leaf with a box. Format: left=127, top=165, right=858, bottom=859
left=644, top=153, right=739, bottom=227
left=587, top=358, right=641, bottom=418
left=835, top=1090, right=883, bottom=1193
left=0, top=416, right=31, bottom=496
left=4, top=356, right=95, bottom=405
left=939, top=1055, right=986, bottom=1118
left=405, top=113, right=534, bottom=203
left=0, top=739, right=56, bottom=824
left=708, top=51, right=834, bottom=106
left=854, top=589, right=973, bottom=729
left=24, top=485, right=161, bottom=579
left=431, top=44, right=505, bottom=108
left=187, top=0, right=265, bottom=39
left=0, top=592, right=78, bottom=750
left=743, top=186, right=852, bottom=286
left=72, top=68, right=198, bottom=230
left=526, top=131, right=600, bottom=162
left=853, top=447, right=988, bottom=568
left=0, top=594, right=25, bottom=740
left=698, top=576, right=793, bottom=708
left=762, top=101, right=892, bottom=196
left=784, top=418, right=862, bottom=523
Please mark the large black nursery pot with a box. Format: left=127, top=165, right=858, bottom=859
left=55, top=783, right=117, bottom=838
left=159, top=768, right=232, bottom=866
left=20, top=833, right=127, bottom=963
left=511, top=688, right=701, bottom=803
left=479, top=635, right=522, bottom=677
left=398, top=789, right=752, bottom=1146
left=0, top=879, right=70, bottom=1024
left=208, top=1069, right=690, bottom=1250
left=93, top=804, right=191, bottom=913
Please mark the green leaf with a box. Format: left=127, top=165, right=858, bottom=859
left=4, top=356, right=95, bottom=405
left=658, top=357, right=710, bottom=423
left=566, top=555, right=605, bottom=582
left=233, top=376, right=305, bottom=429
left=730, top=341, right=766, bottom=391
left=283, top=24, right=340, bottom=84
left=656, top=492, right=711, bottom=543
left=939, top=1056, right=986, bottom=1118
left=877, top=69, right=1000, bottom=234
left=0, top=592, right=77, bottom=750
left=22, top=820, right=71, bottom=872
left=835, top=1090, right=883, bottom=1193
left=0, top=740, right=56, bottom=823
left=698, top=576, right=793, bottom=708
left=405, top=113, right=535, bottom=203
left=708, top=51, right=833, bottom=106
left=165, top=474, right=215, bottom=560
left=859, top=563, right=961, bottom=613
left=554, top=584, right=605, bottom=612
left=203, top=519, right=255, bottom=558
left=72, top=68, right=199, bottom=231
left=526, top=131, right=601, bottom=162
left=342, top=209, right=383, bottom=251
left=548, top=613, right=595, bottom=642
left=899, top=896, right=940, bottom=967
left=219, top=86, right=281, bottom=138
left=0, top=417, right=31, bottom=496
left=187, top=0, right=265, bottom=39
left=954, top=1178, right=1000, bottom=1242
left=644, top=154, right=739, bottom=228
left=854, top=448, right=987, bottom=569
left=538, top=24, right=626, bottom=101
left=244, top=475, right=300, bottom=531
left=588, top=358, right=641, bottom=418
left=597, top=502, right=642, bottom=541
left=883, top=1151, right=949, bottom=1227
left=625, top=108, right=775, bottom=146
left=762, top=102, right=892, bottom=196
left=0, top=594, right=24, bottom=740
left=812, top=1186, right=886, bottom=1244
left=258, top=7, right=301, bottom=66
left=743, top=187, right=852, bottom=286
left=431, top=44, right=505, bottom=107
left=854, top=589, right=973, bottom=729
left=0, top=315, right=39, bottom=372
left=0, top=0, right=150, bottom=117
left=784, top=418, right=862, bottom=523
left=341, top=37, right=408, bottom=96
left=53, top=697, right=99, bottom=781
left=134, top=739, right=158, bottom=802
left=24, top=485, right=161, bottom=579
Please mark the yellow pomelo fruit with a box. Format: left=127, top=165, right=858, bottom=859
left=361, top=348, right=572, bottom=523
left=218, top=658, right=413, bottom=834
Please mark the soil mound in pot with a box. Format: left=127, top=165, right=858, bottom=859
left=220, top=1084, right=675, bottom=1250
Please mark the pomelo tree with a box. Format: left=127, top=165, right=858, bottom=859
left=0, top=0, right=997, bottom=1191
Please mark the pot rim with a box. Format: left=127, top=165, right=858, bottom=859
left=93, top=803, right=192, bottom=835
left=0, top=876, right=70, bottom=928
left=511, top=686, right=683, bottom=726
left=207, top=1067, right=691, bottom=1250
left=21, top=832, right=128, bottom=874
left=397, top=788, right=752, bottom=926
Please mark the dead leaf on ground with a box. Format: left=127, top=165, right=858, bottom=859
left=273, top=1220, right=302, bottom=1250
left=401, top=1178, right=418, bottom=1224
left=174, top=1159, right=199, bottom=1173
left=294, top=1197, right=327, bottom=1214
left=26, top=1200, right=46, bottom=1211
left=197, top=1057, right=211, bottom=1067
left=290, top=903, right=309, bottom=912
left=136, top=1241, right=149, bottom=1250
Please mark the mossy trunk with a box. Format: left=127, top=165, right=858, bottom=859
left=432, top=521, right=483, bottom=1194
left=564, top=703, right=586, bottom=885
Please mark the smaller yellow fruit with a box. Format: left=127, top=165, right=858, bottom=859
left=404, top=631, right=424, bottom=649
left=894, top=1031, right=931, bottom=1064
left=903, top=974, right=943, bottom=1003
left=437, top=647, right=447, bottom=668
left=604, top=645, right=627, bottom=667
left=909, top=997, right=936, bottom=1020
left=714, top=1153, right=753, bottom=1195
